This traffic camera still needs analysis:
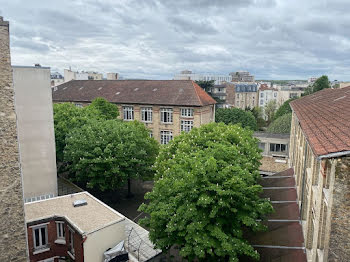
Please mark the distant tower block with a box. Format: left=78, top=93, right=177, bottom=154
left=107, top=73, right=119, bottom=80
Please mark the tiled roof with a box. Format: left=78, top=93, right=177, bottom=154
left=259, top=85, right=277, bottom=91
left=290, top=86, right=350, bottom=157
left=52, top=80, right=216, bottom=107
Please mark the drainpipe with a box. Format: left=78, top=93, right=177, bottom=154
left=299, top=139, right=308, bottom=220
left=81, top=235, right=87, bottom=261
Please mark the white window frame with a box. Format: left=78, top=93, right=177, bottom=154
left=56, top=221, right=65, bottom=240
left=181, top=108, right=194, bottom=118
left=160, top=130, right=173, bottom=145
left=141, top=107, right=152, bottom=122
left=68, top=227, right=75, bottom=257
left=32, top=224, right=48, bottom=251
left=160, top=108, right=173, bottom=123
left=74, top=103, right=83, bottom=108
left=123, top=106, right=134, bottom=121
left=181, top=120, right=193, bottom=132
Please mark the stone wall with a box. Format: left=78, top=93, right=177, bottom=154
left=328, top=157, right=350, bottom=261
left=0, top=17, right=28, bottom=261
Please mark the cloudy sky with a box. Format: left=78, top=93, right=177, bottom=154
left=1, top=0, right=350, bottom=80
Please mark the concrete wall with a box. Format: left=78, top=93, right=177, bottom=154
left=13, top=66, right=58, bottom=202
left=84, top=220, right=126, bottom=262
left=0, top=16, right=28, bottom=261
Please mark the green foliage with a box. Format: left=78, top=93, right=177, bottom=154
left=267, top=113, right=292, bottom=134
left=64, top=120, right=159, bottom=191
left=139, top=123, right=273, bottom=261
left=303, top=75, right=330, bottom=96
left=89, top=97, right=119, bottom=119
left=273, top=98, right=296, bottom=120
left=215, top=108, right=257, bottom=130
left=53, top=103, right=97, bottom=161
left=264, top=100, right=277, bottom=124
left=247, top=107, right=266, bottom=130
left=195, top=80, right=215, bottom=93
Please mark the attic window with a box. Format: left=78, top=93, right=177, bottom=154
left=53, top=87, right=58, bottom=91
left=116, top=92, right=120, bottom=95
left=98, top=87, right=103, bottom=90
left=73, top=199, right=87, bottom=207
left=153, top=88, right=157, bottom=91
left=134, top=88, right=139, bottom=91
left=63, top=87, right=67, bottom=90
left=79, top=87, right=84, bottom=90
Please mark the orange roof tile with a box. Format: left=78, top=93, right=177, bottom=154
left=290, top=86, right=350, bottom=156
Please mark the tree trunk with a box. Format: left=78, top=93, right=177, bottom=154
left=127, top=178, right=134, bottom=198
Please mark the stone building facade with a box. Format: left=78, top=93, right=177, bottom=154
left=52, top=80, right=216, bottom=144
left=289, top=87, right=350, bottom=262
left=0, top=16, right=28, bottom=261
left=234, top=83, right=258, bottom=109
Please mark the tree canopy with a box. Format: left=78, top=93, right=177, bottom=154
left=53, top=98, right=119, bottom=161
left=273, top=97, right=296, bottom=120
left=215, top=108, right=257, bottom=130
left=64, top=119, right=159, bottom=191
left=303, top=75, right=330, bottom=96
left=264, top=100, right=277, bottom=124
left=139, top=123, right=273, bottom=261
left=267, top=113, right=292, bottom=134
left=195, top=80, right=215, bottom=93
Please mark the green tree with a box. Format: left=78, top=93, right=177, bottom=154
left=303, top=75, right=330, bottom=96
left=64, top=120, right=159, bottom=192
left=215, top=108, right=257, bottom=130
left=89, top=97, right=119, bottom=119
left=273, top=97, right=297, bottom=120
left=264, top=100, right=277, bottom=124
left=139, top=123, right=273, bottom=261
left=267, top=113, right=292, bottom=133
left=247, top=107, right=266, bottom=130
left=195, top=80, right=215, bottom=93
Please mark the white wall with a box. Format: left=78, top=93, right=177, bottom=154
left=12, top=66, right=58, bottom=201
left=84, top=220, right=126, bottom=262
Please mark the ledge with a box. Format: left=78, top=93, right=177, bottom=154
left=54, top=239, right=66, bottom=245
left=33, top=247, right=50, bottom=255
left=68, top=250, right=75, bottom=260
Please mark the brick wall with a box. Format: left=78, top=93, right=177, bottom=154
left=27, top=219, right=84, bottom=262
left=0, top=16, right=28, bottom=262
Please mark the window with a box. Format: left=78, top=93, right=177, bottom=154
left=236, top=94, right=239, bottom=98
left=274, top=92, right=277, bottom=97
left=260, top=100, right=264, bottom=105
left=181, top=120, right=193, bottom=132
left=141, top=107, right=152, bottom=122
left=270, top=143, right=287, bottom=153
left=56, top=222, right=65, bottom=239
left=74, top=103, right=83, bottom=108
left=123, top=106, right=134, bottom=120
left=181, top=108, right=194, bottom=117
left=260, top=93, right=264, bottom=97
left=258, top=142, right=266, bottom=151
left=149, top=131, right=153, bottom=138
left=160, top=131, right=173, bottom=144
left=33, top=225, right=48, bottom=251
left=160, top=108, right=173, bottom=123
left=68, top=228, right=75, bottom=256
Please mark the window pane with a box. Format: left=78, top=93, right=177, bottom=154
left=35, top=228, right=40, bottom=247
left=41, top=227, right=46, bottom=245
left=270, top=144, right=275, bottom=152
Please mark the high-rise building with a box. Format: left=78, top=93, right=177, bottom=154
left=230, top=71, right=255, bottom=82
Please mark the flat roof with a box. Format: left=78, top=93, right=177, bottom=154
left=25, top=192, right=124, bottom=234
left=254, top=132, right=290, bottom=140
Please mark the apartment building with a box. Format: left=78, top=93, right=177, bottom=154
left=173, top=70, right=231, bottom=85
left=52, top=80, right=216, bottom=144
left=51, top=72, right=64, bottom=87
left=13, top=66, right=58, bottom=202
left=234, top=83, right=258, bottom=109
left=289, top=86, right=350, bottom=261
left=230, top=71, right=255, bottom=82
left=210, top=82, right=235, bottom=108
left=25, top=192, right=161, bottom=262
left=254, top=132, right=290, bottom=158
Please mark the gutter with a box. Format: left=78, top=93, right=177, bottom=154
left=317, top=150, right=350, bottom=160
